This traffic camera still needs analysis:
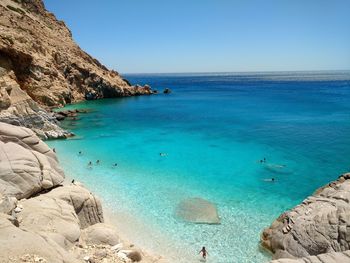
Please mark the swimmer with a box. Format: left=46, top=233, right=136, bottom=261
left=96, top=160, right=100, bottom=165
left=263, top=178, right=275, bottom=182
left=159, top=153, right=167, bottom=157
left=113, top=163, right=118, bottom=167
left=267, top=164, right=286, bottom=169
left=88, top=161, right=92, bottom=166
left=199, top=247, right=208, bottom=260
left=78, top=151, right=82, bottom=155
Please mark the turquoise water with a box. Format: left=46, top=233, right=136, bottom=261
left=48, top=71, right=350, bottom=263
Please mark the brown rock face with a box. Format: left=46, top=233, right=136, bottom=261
left=0, top=0, right=152, bottom=138
left=0, top=0, right=152, bottom=108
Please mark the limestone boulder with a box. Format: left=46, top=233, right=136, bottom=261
left=18, top=194, right=81, bottom=245
left=0, top=194, right=17, bottom=215
left=0, top=122, right=64, bottom=199
left=262, top=173, right=350, bottom=260
left=270, top=250, right=350, bottom=263
left=45, top=184, right=104, bottom=228
left=80, top=223, right=120, bottom=246
left=0, top=214, right=78, bottom=263
left=175, top=197, right=220, bottom=224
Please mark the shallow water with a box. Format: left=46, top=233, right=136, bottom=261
left=48, top=71, right=350, bottom=263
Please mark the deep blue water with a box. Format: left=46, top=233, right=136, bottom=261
left=48, top=71, right=350, bottom=263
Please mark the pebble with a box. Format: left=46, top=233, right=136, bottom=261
left=117, top=251, right=128, bottom=260
left=120, top=249, right=133, bottom=254
left=111, top=243, right=123, bottom=251
left=14, top=207, right=22, bottom=213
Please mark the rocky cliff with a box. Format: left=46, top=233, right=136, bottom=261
left=0, top=122, right=147, bottom=263
left=262, top=173, right=350, bottom=262
left=0, top=0, right=152, bottom=138
left=270, top=251, right=350, bottom=263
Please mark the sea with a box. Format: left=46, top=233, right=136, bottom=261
left=47, top=71, right=350, bottom=263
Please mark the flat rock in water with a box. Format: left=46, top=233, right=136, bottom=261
left=176, top=197, right=220, bottom=224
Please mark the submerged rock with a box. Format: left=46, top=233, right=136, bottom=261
left=175, top=197, right=220, bottom=224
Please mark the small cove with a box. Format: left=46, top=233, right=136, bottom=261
left=48, top=71, right=350, bottom=263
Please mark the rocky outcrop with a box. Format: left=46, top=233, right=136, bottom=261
left=270, top=250, right=350, bottom=263
left=0, top=60, right=70, bottom=139
left=80, top=223, right=120, bottom=246
left=175, top=197, right=220, bottom=224
left=0, top=122, right=64, bottom=199
left=262, top=172, right=350, bottom=261
left=0, top=122, right=149, bottom=262
left=0, top=0, right=153, bottom=138
left=0, top=0, right=152, bottom=107
left=17, top=194, right=81, bottom=245
left=45, top=184, right=104, bottom=228
left=0, top=213, right=78, bottom=263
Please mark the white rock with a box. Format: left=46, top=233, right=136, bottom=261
left=0, top=122, right=65, bottom=199
left=80, top=223, right=119, bottom=246
left=119, top=249, right=133, bottom=255
left=111, top=243, right=123, bottom=251
left=14, top=206, right=22, bottom=213
left=117, top=251, right=128, bottom=260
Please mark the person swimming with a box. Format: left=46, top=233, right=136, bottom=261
left=259, top=157, right=266, bottom=163
left=96, top=160, right=100, bottom=165
left=88, top=161, right=92, bottom=166
left=113, top=163, right=118, bottom=167
left=199, top=247, right=208, bottom=259
left=263, top=178, right=275, bottom=182
left=159, top=153, right=167, bottom=157
left=78, top=151, right=82, bottom=155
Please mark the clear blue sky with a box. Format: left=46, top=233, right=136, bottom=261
left=44, top=0, right=350, bottom=73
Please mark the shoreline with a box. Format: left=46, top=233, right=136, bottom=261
left=0, top=122, right=162, bottom=263
left=62, top=173, right=197, bottom=263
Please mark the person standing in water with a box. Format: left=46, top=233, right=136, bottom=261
left=199, top=247, right=208, bottom=260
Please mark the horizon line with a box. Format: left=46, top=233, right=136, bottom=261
left=121, top=69, right=350, bottom=75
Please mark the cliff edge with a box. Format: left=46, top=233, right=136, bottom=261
left=262, top=173, right=350, bottom=262
left=0, top=0, right=152, bottom=138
